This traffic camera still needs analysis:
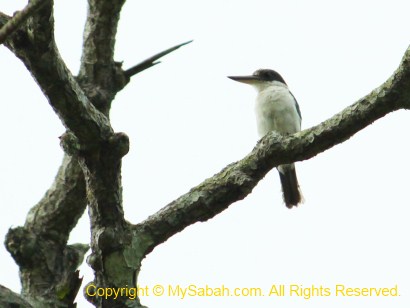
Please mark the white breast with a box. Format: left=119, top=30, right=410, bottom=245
left=254, top=82, right=301, bottom=137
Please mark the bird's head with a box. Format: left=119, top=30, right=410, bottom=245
left=228, top=69, right=287, bottom=91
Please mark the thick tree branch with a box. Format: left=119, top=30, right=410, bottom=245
left=0, top=0, right=49, bottom=45
left=135, top=45, right=410, bottom=254
left=78, top=0, right=127, bottom=91
left=1, top=1, right=113, bottom=146
left=0, top=285, right=32, bottom=308
left=6, top=226, right=89, bottom=307
left=24, top=155, right=87, bottom=242
left=2, top=1, right=194, bottom=307
left=76, top=0, right=130, bottom=117
left=124, top=40, right=193, bottom=78
left=2, top=3, right=136, bottom=306
left=5, top=155, right=90, bottom=307
left=2, top=2, right=114, bottom=306
left=4, top=30, right=113, bottom=145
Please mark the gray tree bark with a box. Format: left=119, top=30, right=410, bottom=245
left=1, top=1, right=409, bottom=307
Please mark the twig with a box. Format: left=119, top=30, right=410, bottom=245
left=0, top=0, right=49, bottom=45
left=124, top=40, right=193, bottom=78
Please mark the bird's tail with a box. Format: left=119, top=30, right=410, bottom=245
left=278, top=164, right=304, bottom=209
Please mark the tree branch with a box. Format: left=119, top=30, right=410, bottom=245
left=5, top=155, right=90, bottom=307
left=124, top=40, right=193, bottom=78
left=2, top=2, right=114, bottom=306
left=3, top=1, right=195, bottom=307
left=78, top=0, right=127, bottom=89
left=136, top=45, right=410, bottom=254
left=0, top=0, right=50, bottom=45
left=0, top=285, right=32, bottom=308
left=24, top=155, right=87, bottom=242
left=4, top=29, right=113, bottom=145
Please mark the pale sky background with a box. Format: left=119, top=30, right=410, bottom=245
left=1, top=0, right=410, bottom=307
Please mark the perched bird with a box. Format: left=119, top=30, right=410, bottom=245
left=228, top=69, right=303, bottom=208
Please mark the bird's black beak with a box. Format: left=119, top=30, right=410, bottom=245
left=227, top=75, right=261, bottom=85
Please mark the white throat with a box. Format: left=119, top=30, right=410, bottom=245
left=252, top=80, right=288, bottom=93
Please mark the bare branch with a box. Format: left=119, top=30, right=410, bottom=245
left=0, top=0, right=50, bottom=45
left=24, top=155, right=87, bottom=241
left=124, top=40, right=193, bottom=78
left=2, top=2, right=117, bottom=305
left=2, top=1, right=111, bottom=145
left=5, top=155, right=89, bottom=307
left=0, top=285, right=32, bottom=308
left=136, top=45, right=410, bottom=254
left=79, top=0, right=127, bottom=86
left=5, top=35, right=113, bottom=144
